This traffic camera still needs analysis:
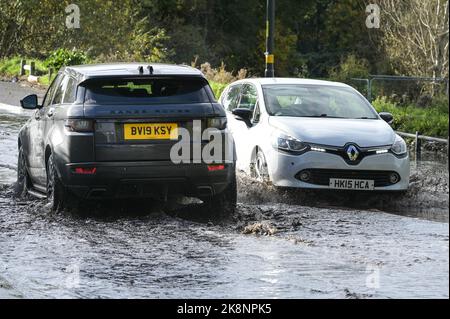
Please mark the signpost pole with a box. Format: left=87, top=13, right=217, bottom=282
left=265, top=0, right=275, bottom=78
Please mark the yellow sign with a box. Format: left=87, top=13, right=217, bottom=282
left=266, top=54, right=275, bottom=64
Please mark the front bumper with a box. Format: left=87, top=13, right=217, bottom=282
left=57, top=161, right=235, bottom=199
left=266, top=150, right=410, bottom=191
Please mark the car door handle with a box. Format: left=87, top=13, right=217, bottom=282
left=47, top=108, right=55, bottom=118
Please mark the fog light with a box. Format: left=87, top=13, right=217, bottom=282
left=389, top=173, right=400, bottom=184
left=299, top=171, right=311, bottom=182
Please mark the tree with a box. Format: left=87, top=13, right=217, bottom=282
left=380, top=0, right=449, bottom=79
left=0, top=0, right=171, bottom=62
left=0, top=0, right=33, bottom=57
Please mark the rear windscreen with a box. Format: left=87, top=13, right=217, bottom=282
left=83, top=78, right=210, bottom=105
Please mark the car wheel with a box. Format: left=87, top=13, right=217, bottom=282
left=253, top=150, right=270, bottom=183
left=46, top=154, right=64, bottom=212
left=16, top=146, right=30, bottom=197
left=202, top=172, right=237, bottom=217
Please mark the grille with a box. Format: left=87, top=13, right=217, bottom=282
left=296, top=169, right=400, bottom=187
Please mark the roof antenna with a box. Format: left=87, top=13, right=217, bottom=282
left=147, top=65, right=154, bottom=75
left=138, top=66, right=144, bottom=74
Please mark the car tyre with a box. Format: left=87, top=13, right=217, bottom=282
left=16, top=146, right=30, bottom=197
left=201, top=172, right=237, bottom=218
left=46, top=153, right=65, bottom=212
left=252, top=150, right=270, bottom=183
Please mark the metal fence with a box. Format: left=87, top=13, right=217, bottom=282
left=397, top=131, right=449, bottom=162
left=351, top=75, right=449, bottom=161
left=351, top=75, right=449, bottom=103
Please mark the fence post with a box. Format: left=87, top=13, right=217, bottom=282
left=20, top=59, right=26, bottom=76
left=447, top=135, right=449, bottom=166
left=367, top=78, right=375, bottom=102
left=30, top=61, right=35, bottom=76
left=415, top=131, right=422, bottom=162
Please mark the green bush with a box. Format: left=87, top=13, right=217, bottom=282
left=431, top=94, right=449, bottom=114
left=209, top=81, right=227, bottom=100
left=44, top=49, right=87, bottom=72
left=372, top=97, right=449, bottom=138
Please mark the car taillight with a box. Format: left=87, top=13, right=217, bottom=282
left=206, top=117, right=227, bottom=130
left=73, top=167, right=97, bottom=175
left=65, top=119, right=94, bottom=132
left=208, top=164, right=225, bottom=172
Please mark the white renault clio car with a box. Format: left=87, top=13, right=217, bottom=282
left=220, top=78, right=409, bottom=191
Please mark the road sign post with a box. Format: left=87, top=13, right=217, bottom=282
left=265, top=0, right=275, bottom=78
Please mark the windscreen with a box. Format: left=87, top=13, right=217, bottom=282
left=83, top=77, right=210, bottom=105
left=262, top=85, right=378, bottom=119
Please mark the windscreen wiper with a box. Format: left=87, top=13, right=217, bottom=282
left=302, top=114, right=345, bottom=118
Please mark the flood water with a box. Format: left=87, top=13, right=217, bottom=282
left=0, top=82, right=448, bottom=299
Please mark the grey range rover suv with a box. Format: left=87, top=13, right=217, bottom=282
left=17, top=63, right=237, bottom=214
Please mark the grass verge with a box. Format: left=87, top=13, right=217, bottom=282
left=0, top=56, right=54, bottom=86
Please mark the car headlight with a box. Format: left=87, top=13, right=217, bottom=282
left=391, top=135, right=407, bottom=155
left=272, top=132, right=308, bottom=153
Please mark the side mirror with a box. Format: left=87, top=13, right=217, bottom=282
left=232, top=108, right=253, bottom=126
left=20, top=94, right=39, bottom=110
left=379, top=112, right=393, bottom=125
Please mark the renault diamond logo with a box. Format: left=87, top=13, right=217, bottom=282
left=346, top=145, right=359, bottom=161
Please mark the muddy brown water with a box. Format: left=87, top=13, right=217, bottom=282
left=0, top=82, right=448, bottom=299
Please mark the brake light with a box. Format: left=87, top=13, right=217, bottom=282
left=65, top=119, right=94, bottom=132
left=207, top=164, right=225, bottom=172
left=73, top=167, right=97, bottom=175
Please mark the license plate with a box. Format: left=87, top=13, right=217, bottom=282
left=329, top=178, right=375, bottom=190
left=124, top=123, right=178, bottom=140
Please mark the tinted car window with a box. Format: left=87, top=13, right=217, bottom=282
left=237, top=84, right=257, bottom=111
left=52, top=75, right=69, bottom=105
left=222, top=85, right=241, bottom=111
left=83, top=78, right=210, bottom=105
left=42, top=74, right=62, bottom=108
left=63, top=77, right=77, bottom=104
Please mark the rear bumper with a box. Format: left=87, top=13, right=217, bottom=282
left=58, top=161, right=235, bottom=199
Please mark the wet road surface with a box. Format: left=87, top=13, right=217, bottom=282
left=0, top=81, right=448, bottom=298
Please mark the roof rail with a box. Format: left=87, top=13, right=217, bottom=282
left=137, top=65, right=154, bottom=75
